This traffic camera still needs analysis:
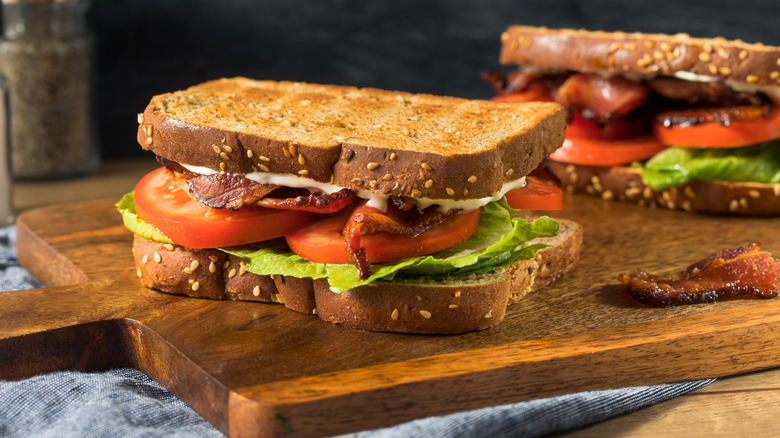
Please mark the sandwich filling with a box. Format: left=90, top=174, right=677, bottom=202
left=118, top=160, right=563, bottom=292
left=485, top=69, right=780, bottom=190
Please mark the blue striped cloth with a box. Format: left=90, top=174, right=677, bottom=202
left=0, top=226, right=714, bottom=437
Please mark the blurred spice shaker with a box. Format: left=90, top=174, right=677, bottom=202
left=0, top=0, right=99, bottom=180
left=0, top=76, right=13, bottom=225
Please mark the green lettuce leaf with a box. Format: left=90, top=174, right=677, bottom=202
left=117, top=192, right=559, bottom=292
left=639, top=141, right=780, bottom=190
left=116, top=192, right=174, bottom=244
left=223, top=202, right=559, bottom=291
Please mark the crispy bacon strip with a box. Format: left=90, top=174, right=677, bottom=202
left=555, top=73, right=649, bottom=123
left=343, top=201, right=461, bottom=279
left=187, top=173, right=279, bottom=210
left=656, top=104, right=770, bottom=128
left=254, top=188, right=356, bottom=213
left=618, top=243, right=780, bottom=307
left=647, top=77, right=767, bottom=107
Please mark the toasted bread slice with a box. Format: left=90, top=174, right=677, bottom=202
left=499, top=26, right=780, bottom=87
left=132, top=218, right=582, bottom=334
left=550, top=161, right=780, bottom=216
left=137, top=77, right=566, bottom=200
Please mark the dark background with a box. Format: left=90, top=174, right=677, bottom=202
left=88, top=0, right=780, bottom=158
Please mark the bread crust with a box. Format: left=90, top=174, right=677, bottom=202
left=137, top=78, right=566, bottom=200
left=499, top=26, right=780, bottom=87
left=131, top=217, right=582, bottom=334
left=549, top=161, right=780, bottom=215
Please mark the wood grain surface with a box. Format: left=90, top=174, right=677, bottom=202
left=3, top=194, right=780, bottom=437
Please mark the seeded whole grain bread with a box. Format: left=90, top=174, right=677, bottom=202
left=132, top=218, right=582, bottom=335
left=499, top=25, right=780, bottom=87
left=550, top=161, right=780, bottom=216
left=137, top=77, right=566, bottom=200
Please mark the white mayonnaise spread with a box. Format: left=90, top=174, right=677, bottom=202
left=180, top=163, right=525, bottom=212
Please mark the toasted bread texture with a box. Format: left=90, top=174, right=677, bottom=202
left=550, top=161, right=780, bottom=216
left=499, top=26, right=780, bottom=87
left=132, top=218, right=582, bottom=334
left=137, top=77, right=566, bottom=200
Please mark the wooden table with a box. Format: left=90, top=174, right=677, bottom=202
left=11, top=157, right=780, bottom=436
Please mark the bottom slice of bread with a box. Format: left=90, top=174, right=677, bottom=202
left=550, top=161, right=780, bottom=216
left=133, top=218, right=582, bottom=334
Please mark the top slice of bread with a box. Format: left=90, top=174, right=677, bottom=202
left=137, top=77, right=566, bottom=200
left=499, top=26, right=780, bottom=88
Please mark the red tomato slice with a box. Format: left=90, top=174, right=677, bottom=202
left=653, top=106, right=780, bottom=147
left=550, top=135, right=668, bottom=167
left=505, top=177, right=563, bottom=210
left=286, top=208, right=481, bottom=265
left=134, top=168, right=316, bottom=248
left=566, top=113, right=644, bottom=141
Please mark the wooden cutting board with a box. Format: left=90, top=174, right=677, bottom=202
left=3, top=195, right=780, bottom=437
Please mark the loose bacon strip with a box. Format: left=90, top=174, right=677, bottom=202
left=618, top=243, right=780, bottom=307
left=343, top=201, right=461, bottom=279
left=555, top=73, right=649, bottom=123
left=647, top=77, right=767, bottom=107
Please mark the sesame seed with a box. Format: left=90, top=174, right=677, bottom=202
left=448, top=304, right=458, bottom=309
left=717, top=47, right=728, bottom=58
left=703, top=42, right=713, bottom=53
left=367, top=162, right=380, bottom=170
left=137, top=113, right=144, bottom=124
left=247, top=150, right=254, bottom=158
left=183, top=267, right=191, bottom=274
left=467, top=175, right=477, bottom=183
left=289, top=145, right=297, bottom=155
left=660, top=42, right=671, bottom=51
left=411, top=189, right=421, bottom=198
left=209, top=261, right=216, bottom=273
left=719, top=66, right=732, bottom=76
left=259, top=155, right=270, bottom=161
left=446, top=187, right=455, bottom=196
left=146, top=137, right=153, bottom=145
left=749, top=190, right=761, bottom=198
left=739, top=198, right=749, bottom=208
left=771, top=72, right=780, bottom=80
left=351, top=178, right=363, bottom=185
left=164, top=244, right=174, bottom=251
left=653, top=50, right=664, bottom=60
left=419, top=310, right=432, bottom=319
left=383, top=173, right=394, bottom=181
left=389, top=152, right=397, bottom=161
left=645, top=40, right=655, bottom=48
left=625, top=187, right=642, bottom=199
left=258, top=163, right=269, bottom=172
left=492, top=162, right=497, bottom=169
left=219, top=162, right=226, bottom=171
left=424, top=179, right=433, bottom=188
left=154, top=251, right=161, bottom=263
left=505, top=168, right=514, bottom=177
left=602, top=190, right=614, bottom=201
left=454, top=291, right=461, bottom=298
left=142, top=254, right=149, bottom=264
left=239, top=262, right=247, bottom=276
left=484, top=310, right=493, bottom=319
left=223, top=260, right=230, bottom=269
left=283, top=148, right=291, bottom=157
left=777, top=58, right=780, bottom=67
left=298, top=154, right=306, bottom=165
left=391, top=308, right=399, bottom=320
left=463, top=188, right=469, bottom=196
left=369, top=180, right=377, bottom=189
left=190, top=260, right=199, bottom=271
left=746, top=74, right=759, bottom=83
left=681, top=200, right=692, bottom=211
left=739, top=50, right=748, bottom=59
left=298, top=169, right=309, bottom=176
left=698, top=52, right=711, bottom=62
left=275, top=293, right=284, bottom=303
left=729, top=200, right=739, bottom=211
left=252, top=285, right=261, bottom=296
left=211, top=145, right=221, bottom=154
left=421, top=162, right=432, bottom=171
left=191, top=281, right=200, bottom=291
left=136, top=268, right=142, bottom=278
left=709, top=64, right=719, bottom=75
left=228, top=268, right=236, bottom=279
left=220, top=152, right=230, bottom=160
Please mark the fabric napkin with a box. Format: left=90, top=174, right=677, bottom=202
left=0, top=225, right=714, bottom=437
